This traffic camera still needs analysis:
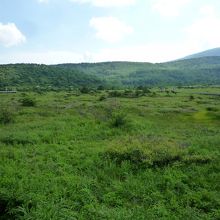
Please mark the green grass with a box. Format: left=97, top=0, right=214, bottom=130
left=0, top=87, right=220, bottom=219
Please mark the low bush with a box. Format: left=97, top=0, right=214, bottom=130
left=101, top=147, right=182, bottom=170
left=189, top=95, right=195, bottom=101
left=20, top=97, right=36, bottom=107
left=0, top=195, right=24, bottom=220
left=108, top=91, right=123, bottom=98
left=206, top=106, right=218, bottom=112
left=99, top=95, right=107, bottom=101
left=101, top=149, right=148, bottom=169
left=123, top=89, right=133, bottom=97
left=151, top=154, right=181, bottom=168
left=100, top=147, right=211, bottom=170
left=0, top=108, right=15, bottom=124
left=183, top=155, right=213, bottom=165
left=80, top=87, right=90, bottom=94
left=1, top=133, right=38, bottom=146
left=135, top=89, right=143, bottom=97
left=111, top=112, right=128, bottom=128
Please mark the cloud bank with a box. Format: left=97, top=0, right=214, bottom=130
left=90, top=17, right=133, bottom=43
left=152, top=0, right=191, bottom=17
left=69, top=0, right=136, bottom=7
left=0, top=23, right=26, bottom=47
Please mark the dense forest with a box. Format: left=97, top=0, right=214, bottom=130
left=57, top=57, right=220, bottom=87
left=0, top=64, right=105, bottom=91
left=0, top=56, right=220, bottom=90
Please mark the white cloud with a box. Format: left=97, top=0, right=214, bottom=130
left=0, top=44, right=192, bottom=64
left=199, top=5, right=215, bottom=17
left=91, top=43, right=195, bottom=63
left=38, top=0, right=49, bottom=3
left=0, top=50, right=88, bottom=64
left=0, top=39, right=205, bottom=64
left=0, top=23, right=26, bottom=47
left=69, top=0, right=136, bottom=7
left=152, top=0, right=191, bottom=17
left=90, top=16, right=133, bottom=43
left=184, top=6, right=220, bottom=51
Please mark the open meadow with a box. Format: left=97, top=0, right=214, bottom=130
left=0, top=87, right=220, bottom=219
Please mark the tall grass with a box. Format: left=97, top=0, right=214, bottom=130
left=0, top=89, right=219, bottom=219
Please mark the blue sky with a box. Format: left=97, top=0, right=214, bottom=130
left=0, top=0, right=220, bottom=64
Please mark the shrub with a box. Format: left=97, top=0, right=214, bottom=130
left=206, top=107, right=218, bottom=112
left=80, top=87, right=90, bottom=94
left=108, top=91, right=123, bottom=98
left=111, top=112, right=128, bottom=128
left=101, top=149, right=148, bottom=169
left=142, top=87, right=151, bottom=94
left=99, top=95, right=107, bottom=101
left=0, top=196, right=24, bottom=219
left=136, top=86, right=151, bottom=92
left=20, top=97, right=36, bottom=107
left=97, top=85, right=105, bottom=90
left=149, top=92, right=157, bottom=97
left=123, top=90, right=134, bottom=97
left=135, top=89, right=143, bottom=97
left=183, top=155, right=213, bottom=165
left=151, top=154, right=181, bottom=168
left=1, top=133, right=37, bottom=146
left=189, top=95, right=195, bottom=101
left=0, top=108, right=15, bottom=124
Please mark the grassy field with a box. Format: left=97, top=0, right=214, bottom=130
left=0, top=87, right=220, bottom=219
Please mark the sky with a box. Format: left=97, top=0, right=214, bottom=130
left=0, top=0, right=220, bottom=64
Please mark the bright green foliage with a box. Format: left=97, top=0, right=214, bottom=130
left=0, top=108, right=15, bottom=124
left=0, top=87, right=220, bottom=219
left=57, top=57, right=220, bottom=87
left=111, top=112, right=128, bottom=128
left=0, top=64, right=106, bottom=91
left=20, top=96, right=36, bottom=107
left=1, top=57, right=220, bottom=91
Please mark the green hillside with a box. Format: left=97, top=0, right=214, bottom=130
left=183, top=48, right=220, bottom=60
left=1, top=57, right=220, bottom=90
left=0, top=88, right=220, bottom=219
left=56, top=57, right=220, bottom=87
left=0, top=64, right=105, bottom=90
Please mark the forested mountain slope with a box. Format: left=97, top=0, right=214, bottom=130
left=0, top=64, right=105, bottom=90
left=182, top=48, right=220, bottom=60
left=1, top=56, right=220, bottom=90
left=56, top=57, right=220, bottom=87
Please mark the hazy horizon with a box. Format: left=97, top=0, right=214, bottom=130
left=0, top=0, right=220, bottom=64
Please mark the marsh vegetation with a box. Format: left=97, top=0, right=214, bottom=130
left=0, top=87, right=219, bottom=219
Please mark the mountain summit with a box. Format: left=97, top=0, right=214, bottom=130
left=183, top=48, right=220, bottom=60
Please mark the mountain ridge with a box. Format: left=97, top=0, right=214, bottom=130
left=1, top=50, right=220, bottom=90
left=182, top=48, right=220, bottom=60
